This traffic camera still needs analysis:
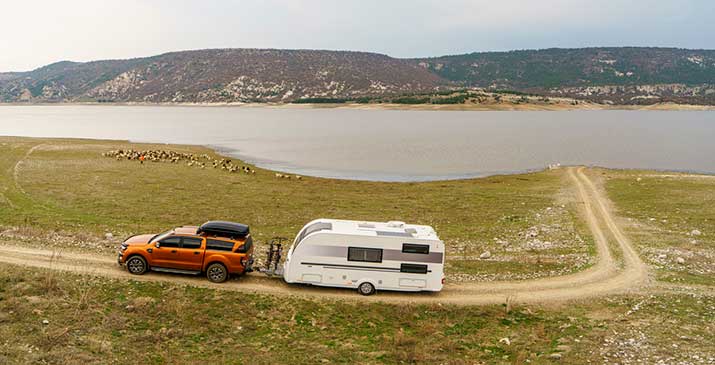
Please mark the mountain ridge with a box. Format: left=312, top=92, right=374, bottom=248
left=2, top=47, right=714, bottom=105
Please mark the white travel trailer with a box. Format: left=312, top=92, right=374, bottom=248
left=283, top=219, right=445, bottom=295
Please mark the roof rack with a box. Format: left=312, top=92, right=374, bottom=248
left=197, top=221, right=249, bottom=238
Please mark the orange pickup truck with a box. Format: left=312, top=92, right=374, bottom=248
left=117, top=221, right=254, bottom=283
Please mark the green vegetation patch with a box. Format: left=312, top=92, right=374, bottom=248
left=292, top=97, right=349, bottom=104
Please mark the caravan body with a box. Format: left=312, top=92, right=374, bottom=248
left=283, top=219, right=444, bottom=294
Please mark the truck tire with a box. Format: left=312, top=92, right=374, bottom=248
left=206, top=263, right=228, bottom=283
left=126, top=255, right=148, bottom=275
left=358, top=282, right=376, bottom=296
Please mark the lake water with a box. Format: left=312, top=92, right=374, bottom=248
left=0, top=105, right=713, bottom=181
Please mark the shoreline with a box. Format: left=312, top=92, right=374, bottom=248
left=1, top=101, right=714, bottom=111
left=3, top=135, right=715, bottom=183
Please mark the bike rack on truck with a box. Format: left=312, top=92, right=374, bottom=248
left=259, top=236, right=287, bottom=277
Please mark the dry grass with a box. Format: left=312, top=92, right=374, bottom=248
left=2, top=262, right=712, bottom=364
left=504, top=295, right=516, bottom=315
left=39, top=251, right=62, bottom=295
left=601, top=168, right=715, bottom=285
left=1, top=140, right=714, bottom=363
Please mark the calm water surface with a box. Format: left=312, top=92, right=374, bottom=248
left=0, top=105, right=713, bottom=181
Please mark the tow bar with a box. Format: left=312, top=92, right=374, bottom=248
left=259, top=237, right=286, bottom=277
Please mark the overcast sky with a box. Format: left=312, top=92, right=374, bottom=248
left=1, top=0, right=714, bottom=72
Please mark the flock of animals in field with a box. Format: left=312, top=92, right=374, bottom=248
left=274, top=173, right=301, bottom=180
left=102, top=149, right=303, bottom=180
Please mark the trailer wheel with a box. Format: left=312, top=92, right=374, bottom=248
left=358, top=282, right=376, bottom=296
left=206, top=263, right=228, bottom=283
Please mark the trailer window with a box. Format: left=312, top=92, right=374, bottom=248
left=206, top=239, right=235, bottom=251
left=296, top=222, right=333, bottom=246
left=348, top=247, right=383, bottom=263
left=402, top=243, right=429, bottom=254
left=400, top=263, right=428, bottom=274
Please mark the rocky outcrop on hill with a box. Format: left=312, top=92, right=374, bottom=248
left=548, top=83, right=715, bottom=105
left=1, top=49, right=444, bottom=103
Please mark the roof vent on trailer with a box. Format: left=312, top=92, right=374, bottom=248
left=386, top=221, right=406, bottom=228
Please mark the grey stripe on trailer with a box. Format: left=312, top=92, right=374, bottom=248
left=299, top=245, right=444, bottom=263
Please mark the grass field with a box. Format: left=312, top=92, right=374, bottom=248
left=2, top=137, right=715, bottom=364
left=1, top=263, right=713, bottom=364
left=601, top=169, right=715, bottom=286
left=0, top=137, right=593, bottom=281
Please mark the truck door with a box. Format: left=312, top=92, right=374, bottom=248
left=153, top=236, right=182, bottom=268
left=177, top=237, right=205, bottom=271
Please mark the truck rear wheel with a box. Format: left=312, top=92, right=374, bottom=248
left=126, top=255, right=148, bottom=275
left=358, top=282, right=376, bottom=296
left=206, top=263, right=228, bottom=283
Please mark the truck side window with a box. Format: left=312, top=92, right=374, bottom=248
left=160, top=237, right=181, bottom=248
left=348, top=247, right=383, bottom=263
left=206, top=239, right=235, bottom=251
left=402, top=243, right=429, bottom=254
left=182, top=237, right=203, bottom=249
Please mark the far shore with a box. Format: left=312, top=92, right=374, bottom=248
left=1, top=101, right=714, bottom=111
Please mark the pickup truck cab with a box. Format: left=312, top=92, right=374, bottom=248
left=118, top=221, right=254, bottom=283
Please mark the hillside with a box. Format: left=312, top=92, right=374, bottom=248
left=0, top=49, right=445, bottom=103
left=414, top=47, right=715, bottom=104
left=2, top=47, right=715, bottom=105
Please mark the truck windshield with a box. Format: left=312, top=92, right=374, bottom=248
left=150, top=230, right=173, bottom=243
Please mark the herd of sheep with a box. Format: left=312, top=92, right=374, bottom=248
left=102, top=149, right=302, bottom=180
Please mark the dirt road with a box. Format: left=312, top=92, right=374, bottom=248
left=0, top=167, right=652, bottom=305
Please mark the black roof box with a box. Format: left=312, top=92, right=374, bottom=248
left=197, top=221, right=249, bottom=238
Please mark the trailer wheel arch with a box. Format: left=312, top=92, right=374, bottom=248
left=356, top=279, right=377, bottom=296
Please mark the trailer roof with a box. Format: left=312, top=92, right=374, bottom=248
left=309, top=219, right=440, bottom=241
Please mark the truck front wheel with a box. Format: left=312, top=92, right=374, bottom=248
left=126, top=255, right=148, bottom=275
left=206, top=263, right=228, bottom=283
